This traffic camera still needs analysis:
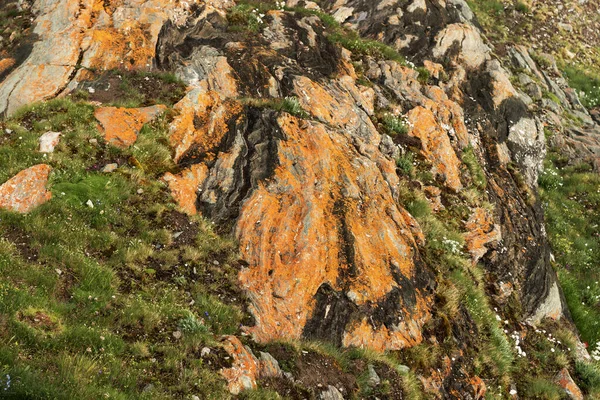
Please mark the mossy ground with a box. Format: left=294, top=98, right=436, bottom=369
left=0, top=98, right=245, bottom=399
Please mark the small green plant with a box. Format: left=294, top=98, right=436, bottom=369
left=382, top=113, right=409, bottom=136
left=396, top=152, right=414, bottom=175
left=461, top=146, right=487, bottom=189
left=514, top=1, right=530, bottom=13
left=416, top=67, right=431, bottom=84
left=240, top=96, right=310, bottom=118
left=178, top=313, right=208, bottom=335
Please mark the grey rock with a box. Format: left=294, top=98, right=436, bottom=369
left=367, top=364, right=381, bottom=386
left=320, top=385, right=345, bottom=400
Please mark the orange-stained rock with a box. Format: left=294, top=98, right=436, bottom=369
left=95, top=105, right=167, bottom=148
left=469, top=376, right=487, bottom=399
left=0, top=0, right=235, bottom=116
left=423, top=185, right=444, bottom=212
left=406, top=106, right=463, bottom=191
left=234, top=113, right=430, bottom=349
left=219, top=336, right=259, bottom=394
left=0, top=165, right=52, bottom=213
left=162, top=164, right=209, bottom=215
left=423, top=60, right=444, bottom=80
left=0, top=58, right=15, bottom=76
left=464, top=208, right=501, bottom=264
left=555, top=368, right=583, bottom=400
left=169, top=91, right=243, bottom=163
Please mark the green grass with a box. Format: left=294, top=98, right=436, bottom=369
left=396, top=152, right=414, bottom=176
left=462, top=146, right=487, bottom=189
left=540, top=153, right=600, bottom=346
left=563, top=65, right=600, bottom=109
left=240, top=96, right=310, bottom=118
left=0, top=98, right=242, bottom=398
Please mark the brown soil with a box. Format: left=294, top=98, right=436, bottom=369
left=18, top=310, right=60, bottom=332
left=73, top=70, right=187, bottom=107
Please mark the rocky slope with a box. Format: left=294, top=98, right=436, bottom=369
left=1, top=0, right=600, bottom=398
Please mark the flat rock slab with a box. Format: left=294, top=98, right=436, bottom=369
left=0, top=164, right=52, bottom=213
left=94, top=105, right=167, bottom=148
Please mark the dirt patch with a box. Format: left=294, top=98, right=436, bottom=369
left=160, top=210, right=199, bottom=247
left=258, top=343, right=358, bottom=398
left=17, top=310, right=61, bottom=332
left=2, top=225, right=38, bottom=262
left=72, top=70, right=187, bottom=108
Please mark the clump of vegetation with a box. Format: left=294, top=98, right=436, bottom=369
left=395, top=152, right=415, bottom=176
left=382, top=113, right=409, bottom=136
left=462, top=146, right=487, bottom=189
left=514, top=1, right=530, bottom=13
left=240, top=96, right=310, bottom=118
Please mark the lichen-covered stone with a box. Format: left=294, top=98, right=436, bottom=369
left=94, top=105, right=167, bottom=148
left=0, top=164, right=52, bottom=213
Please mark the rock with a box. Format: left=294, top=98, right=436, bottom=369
left=0, top=0, right=207, bottom=116
left=554, top=368, right=583, bottom=400
left=259, top=352, right=282, bottom=378
left=220, top=336, right=259, bottom=394
left=320, top=385, right=344, bottom=400
left=39, top=131, right=61, bottom=153
left=464, top=208, right=501, bottom=264
left=423, top=60, right=444, bottom=80
left=0, top=164, right=52, bottom=213
left=469, top=376, right=487, bottom=399
left=94, top=105, right=167, bottom=148
left=506, top=116, right=546, bottom=187
left=101, top=163, right=118, bottom=173
left=406, top=106, right=463, bottom=191
left=367, top=364, right=381, bottom=386
left=162, top=164, right=209, bottom=215
left=332, top=6, right=354, bottom=23
left=527, top=282, right=563, bottom=325
left=432, top=23, right=490, bottom=69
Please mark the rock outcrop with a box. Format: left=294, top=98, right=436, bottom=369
left=3, top=0, right=599, bottom=397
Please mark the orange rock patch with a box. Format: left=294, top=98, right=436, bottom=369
left=406, top=106, right=463, bottom=191
left=464, top=208, right=501, bottom=264
left=236, top=114, right=430, bottom=348
left=220, top=336, right=259, bottom=394
left=162, top=164, right=209, bottom=215
left=94, top=105, right=166, bottom=148
left=0, top=164, right=52, bottom=213
left=0, top=58, right=16, bottom=76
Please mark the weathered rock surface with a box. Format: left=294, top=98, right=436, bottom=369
left=555, top=367, right=584, bottom=400
left=0, top=164, right=52, bottom=213
left=38, top=131, right=61, bottom=153
left=219, top=336, right=281, bottom=394
left=94, top=105, right=166, bottom=148
left=0, top=0, right=235, bottom=116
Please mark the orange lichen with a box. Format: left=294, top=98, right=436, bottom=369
left=0, top=58, right=15, bottom=76
left=162, top=164, right=209, bottom=215
left=219, top=336, right=259, bottom=394
left=169, top=92, right=243, bottom=162
left=236, top=114, right=429, bottom=347
left=94, top=105, right=167, bottom=148
left=464, top=207, right=501, bottom=264
left=406, top=106, right=463, bottom=191
left=0, top=164, right=52, bottom=213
